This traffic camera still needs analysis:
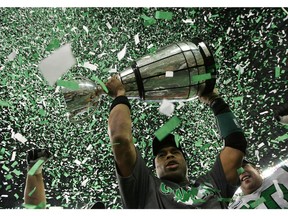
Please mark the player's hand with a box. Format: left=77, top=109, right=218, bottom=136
left=198, top=88, right=220, bottom=106
left=26, top=148, right=52, bottom=167
left=106, top=76, right=126, bottom=98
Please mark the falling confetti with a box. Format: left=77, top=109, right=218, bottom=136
left=0, top=8, right=287, bottom=209
left=39, top=43, right=76, bottom=86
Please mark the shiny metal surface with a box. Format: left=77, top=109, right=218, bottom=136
left=62, top=39, right=216, bottom=122
left=61, top=78, right=103, bottom=122
left=120, top=41, right=216, bottom=101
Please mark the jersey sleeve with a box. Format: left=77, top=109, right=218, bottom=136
left=208, top=154, right=239, bottom=199
left=115, top=148, right=151, bottom=208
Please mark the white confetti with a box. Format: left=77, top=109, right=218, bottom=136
left=159, top=99, right=175, bottom=116
left=260, top=111, right=268, bottom=115
left=182, top=19, right=194, bottom=24
left=83, top=62, right=98, bottom=71
left=81, top=178, right=89, bottom=187
left=97, top=52, right=106, bottom=58
left=74, top=159, right=81, bottom=166
left=176, top=101, right=185, bottom=110
left=7, top=50, right=17, bottom=61
left=273, top=180, right=284, bottom=199
left=255, top=150, right=260, bottom=161
left=86, top=144, right=93, bottom=151
left=83, top=25, right=89, bottom=34
left=39, top=43, right=76, bottom=86
left=258, top=143, right=265, bottom=149
left=165, top=71, right=174, bottom=77
left=88, top=51, right=95, bottom=56
left=13, top=133, right=27, bottom=144
left=134, top=33, right=140, bottom=45
left=117, top=44, right=127, bottom=61
left=147, top=44, right=154, bottom=49
left=106, top=22, right=112, bottom=29
left=99, top=41, right=103, bottom=48
left=11, top=151, right=16, bottom=161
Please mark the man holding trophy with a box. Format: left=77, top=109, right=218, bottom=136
left=104, top=39, right=248, bottom=209
left=61, top=39, right=248, bottom=208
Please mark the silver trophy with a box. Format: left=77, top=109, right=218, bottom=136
left=62, top=38, right=217, bottom=123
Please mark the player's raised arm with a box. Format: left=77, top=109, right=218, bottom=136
left=106, top=76, right=136, bottom=177
left=199, top=90, right=247, bottom=185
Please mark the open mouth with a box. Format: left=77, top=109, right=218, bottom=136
left=241, top=174, right=251, bottom=182
left=166, top=160, right=179, bottom=168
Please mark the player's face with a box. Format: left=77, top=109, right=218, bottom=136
left=239, top=164, right=263, bottom=195
left=155, top=146, right=188, bottom=184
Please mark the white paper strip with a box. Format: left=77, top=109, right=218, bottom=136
left=14, top=133, right=27, bottom=143
left=165, top=71, right=174, bottom=77
left=134, top=33, right=140, bottom=45
left=8, top=50, right=17, bottom=61
left=83, top=25, right=89, bottom=34
left=39, top=43, right=76, bottom=86
left=83, top=62, right=98, bottom=71
left=117, top=44, right=127, bottom=61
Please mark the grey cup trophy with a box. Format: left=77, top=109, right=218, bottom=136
left=62, top=38, right=217, bottom=123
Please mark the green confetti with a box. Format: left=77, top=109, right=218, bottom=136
left=57, top=80, right=80, bottom=90
left=5, top=174, right=13, bottom=180
left=233, top=96, right=243, bottom=101
left=28, top=187, right=37, bottom=197
left=39, top=108, right=46, bottom=116
left=0, top=148, right=5, bottom=155
left=2, top=164, right=9, bottom=172
left=174, top=134, right=181, bottom=148
left=141, top=14, right=156, bottom=26
left=93, top=76, right=109, bottom=93
left=46, top=38, right=60, bottom=51
left=275, top=67, right=281, bottom=78
left=276, top=134, right=288, bottom=142
left=22, top=202, right=46, bottom=209
left=250, top=197, right=266, bottom=208
left=155, top=11, right=173, bottom=20
left=11, top=161, right=18, bottom=168
left=0, top=100, right=11, bottom=107
left=154, top=116, right=181, bottom=141
left=12, top=169, right=22, bottom=176
left=28, top=159, right=44, bottom=176
left=14, top=193, right=19, bottom=199
left=195, top=139, right=202, bottom=147
left=237, top=167, right=245, bottom=175
left=191, top=73, right=211, bottom=83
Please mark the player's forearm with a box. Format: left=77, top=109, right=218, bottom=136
left=24, top=174, right=46, bottom=208
left=210, top=97, right=247, bottom=154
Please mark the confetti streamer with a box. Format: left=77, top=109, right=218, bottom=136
left=117, top=44, right=127, bottom=61
left=39, top=43, right=76, bottom=86
left=57, top=80, right=80, bottom=90
left=28, top=187, right=37, bottom=197
left=28, top=159, right=45, bottom=176
left=134, top=33, right=140, bottom=45
left=93, top=76, right=109, bottom=93
left=83, top=62, right=98, bottom=71
left=83, top=25, right=89, bottom=34
left=191, top=73, right=211, bottom=83
left=155, top=11, right=173, bottom=20
left=154, top=116, right=181, bottom=141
